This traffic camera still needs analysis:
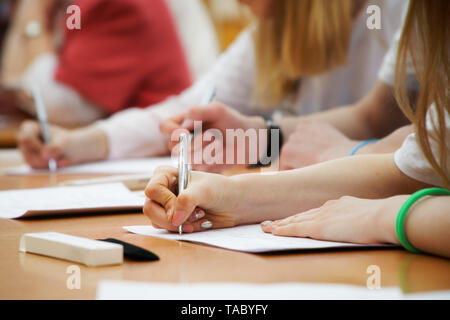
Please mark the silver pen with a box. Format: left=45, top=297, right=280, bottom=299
left=178, top=85, right=217, bottom=234
left=200, top=84, right=216, bottom=105
left=178, top=133, right=189, bottom=235
left=31, top=85, right=57, bottom=173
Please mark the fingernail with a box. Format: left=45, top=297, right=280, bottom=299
left=261, top=220, right=272, bottom=227
left=194, top=209, right=205, bottom=220
left=201, top=221, right=212, bottom=229
left=166, top=205, right=174, bottom=219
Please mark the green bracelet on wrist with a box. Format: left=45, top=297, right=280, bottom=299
left=395, top=187, right=450, bottom=253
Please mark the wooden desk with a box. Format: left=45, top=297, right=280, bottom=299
left=1, top=155, right=449, bottom=299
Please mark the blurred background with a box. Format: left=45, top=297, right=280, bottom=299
left=0, top=0, right=250, bottom=148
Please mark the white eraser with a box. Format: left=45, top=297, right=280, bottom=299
left=19, top=232, right=123, bottom=266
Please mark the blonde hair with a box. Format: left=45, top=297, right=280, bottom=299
left=253, top=0, right=356, bottom=107
left=395, top=0, right=450, bottom=187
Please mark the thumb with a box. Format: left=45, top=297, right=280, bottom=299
left=160, top=113, right=186, bottom=136
left=42, top=142, right=64, bottom=160
left=172, top=190, right=200, bottom=226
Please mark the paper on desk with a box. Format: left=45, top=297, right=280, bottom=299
left=0, top=183, right=143, bottom=219
left=96, top=280, right=450, bottom=300
left=124, top=224, right=393, bottom=253
left=4, top=157, right=175, bottom=175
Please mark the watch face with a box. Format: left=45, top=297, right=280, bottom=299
left=25, top=21, right=43, bottom=38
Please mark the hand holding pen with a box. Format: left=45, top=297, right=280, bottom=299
left=178, top=85, right=216, bottom=234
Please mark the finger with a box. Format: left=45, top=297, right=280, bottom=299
left=260, top=220, right=274, bottom=233
left=56, top=158, right=72, bottom=168
left=145, top=166, right=178, bottom=218
left=17, top=120, right=44, bottom=153
left=19, top=147, right=48, bottom=169
left=187, top=213, right=234, bottom=232
left=271, top=221, right=316, bottom=238
left=272, top=209, right=319, bottom=227
left=160, top=113, right=186, bottom=136
left=185, top=218, right=213, bottom=232
left=278, top=148, right=294, bottom=171
left=278, top=159, right=293, bottom=171
left=42, top=144, right=64, bottom=161
left=151, top=222, right=163, bottom=229
left=172, top=191, right=199, bottom=226
left=143, top=199, right=179, bottom=232
left=187, top=208, right=205, bottom=222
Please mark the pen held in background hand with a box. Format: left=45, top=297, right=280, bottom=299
left=31, top=85, right=57, bottom=173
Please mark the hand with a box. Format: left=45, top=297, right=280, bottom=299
left=160, top=102, right=266, bottom=173
left=143, top=166, right=243, bottom=233
left=279, top=121, right=360, bottom=170
left=0, top=86, right=33, bottom=115
left=261, top=195, right=405, bottom=244
left=17, top=120, right=108, bottom=169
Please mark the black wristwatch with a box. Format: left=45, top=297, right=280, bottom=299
left=249, top=118, right=284, bottom=168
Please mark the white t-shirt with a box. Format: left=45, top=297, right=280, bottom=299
left=378, top=29, right=450, bottom=187
left=96, top=0, right=407, bottom=159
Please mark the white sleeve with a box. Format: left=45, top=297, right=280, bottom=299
left=394, top=105, right=450, bottom=187
left=377, top=29, right=420, bottom=90
left=20, top=54, right=107, bottom=126
left=95, top=29, right=258, bottom=159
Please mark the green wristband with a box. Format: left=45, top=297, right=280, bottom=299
left=395, top=188, right=450, bottom=253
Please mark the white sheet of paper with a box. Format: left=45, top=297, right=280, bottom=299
left=96, top=280, right=450, bottom=300
left=0, top=183, right=143, bottom=219
left=124, top=224, right=393, bottom=253
left=4, top=157, right=175, bottom=175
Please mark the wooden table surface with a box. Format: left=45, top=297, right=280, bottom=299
left=0, top=151, right=449, bottom=299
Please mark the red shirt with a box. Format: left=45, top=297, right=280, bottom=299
left=55, top=0, right=192, bottom=113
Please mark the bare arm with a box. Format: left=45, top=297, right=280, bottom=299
left=1, top=0, right=55, bottom=83
left=279, top=81, right=410, bottom=140
left=261, top=193, right=450, bottom=259
left=400, top=196, right=450, bottom=258
left=357, top=125, right=413, bottom=154
left=232, top=154, right=429, bottom=224
left=143, top=154, right=432, bottom=234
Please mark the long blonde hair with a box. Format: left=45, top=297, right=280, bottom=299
left=253, top=0, right=357, bottom=107
left=395, top=0, right=450, bottom=187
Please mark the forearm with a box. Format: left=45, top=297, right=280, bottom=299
left=357, top=125, right=413, bottom=155
left=279, top=103, right=386, bottom=141
left=66, top=125, right=109, bottom=163
left=402, top=196, right=450, bottom=258
left=379, top=195, right=450, bottom=258
left=1, top=1, right=54, bottom=82
left=95, top=99, right=189, bottom=159
left=232, top=154, right=429, bottom=224
left=278, top=81, right=409, bottom=142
